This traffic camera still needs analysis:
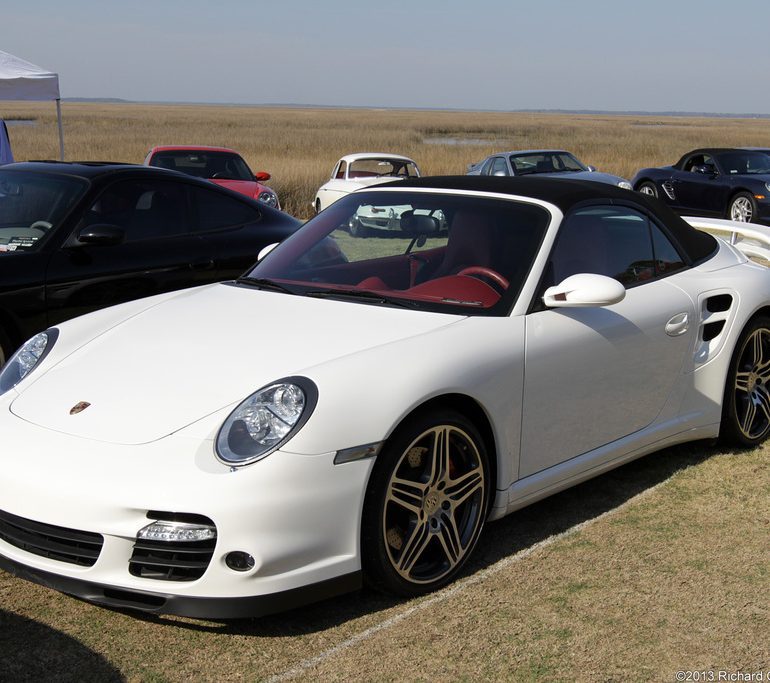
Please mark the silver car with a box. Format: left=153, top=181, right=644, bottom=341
left=467, top=149, right=632, bottom=189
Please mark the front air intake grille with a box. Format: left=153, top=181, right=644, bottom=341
left=129, top=538, right=216, bottom=581
left=0, top=508, right=103, bottom=567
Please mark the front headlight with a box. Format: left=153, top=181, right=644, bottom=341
left=764, top=182, right=770, bottom=193
left=0, top=329, right=58, bottom=396
left=258, top=190, right=279, bottom=208
left=618, top=180, right=633, bottom=190
left=216, top=377, right=317, bottom=466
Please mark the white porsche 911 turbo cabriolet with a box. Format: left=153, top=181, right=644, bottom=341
left=1, top=176, right=769, bottom=619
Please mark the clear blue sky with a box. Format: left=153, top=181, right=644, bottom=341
left=4, top=0, right=770, bottom=113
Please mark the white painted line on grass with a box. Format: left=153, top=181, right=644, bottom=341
left=267, top=479, right=668, bottom=683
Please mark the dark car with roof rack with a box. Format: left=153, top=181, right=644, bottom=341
left=0, top=161, right=300, bottom=365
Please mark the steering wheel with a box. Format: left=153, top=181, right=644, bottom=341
left=458, top=266, right=509, bottom=291
left=29, top=220, right=53, bottom=232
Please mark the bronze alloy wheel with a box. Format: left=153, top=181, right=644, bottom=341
left=722, top=317, right=770, bottom=446
left=733, top=326, right=770, bottom=440
left=363, top=410, right=489, bottom=595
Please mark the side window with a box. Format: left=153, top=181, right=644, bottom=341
left=480, top=158, right=495, bottom=176
left=490, top=157, right=508, bottom=176
left=549, top=206, right=684, bottom=288
left=190, top=185, right=261, bottom=232
left=82, top=180, right=189, bottom=242
left=651, top=221, right=686, bottom=275
left=335, top=161, right=347, bottom=179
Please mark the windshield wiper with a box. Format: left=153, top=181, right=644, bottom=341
left=235, top=276, right=298, bottom=295
left=305, top=287, right=419, bottom=308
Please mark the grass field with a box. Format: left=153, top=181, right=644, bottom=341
left=1, top=102, right=769, bottom=681
left=1, top=440, right=767, bottom=682
left=4, top=101, right=770, bottom=218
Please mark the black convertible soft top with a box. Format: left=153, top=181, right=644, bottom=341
left=379, top=175, right=718, bottom=265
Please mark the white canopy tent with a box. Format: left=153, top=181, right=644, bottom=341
left=0, top=50, right=64, bottom=160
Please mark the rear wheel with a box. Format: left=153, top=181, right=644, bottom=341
left=728, top=192, right=757, bottom=223
left=721, top=316, right=770, bottom=447
left=362, top=409, right=490, bottom=596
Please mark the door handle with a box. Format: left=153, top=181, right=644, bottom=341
left=665, top=312, right=689, bottom=337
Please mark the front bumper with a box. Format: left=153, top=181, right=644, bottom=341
left=0, top=553, right=361, bottom=619
left=0, top=409, right=375, bottom=618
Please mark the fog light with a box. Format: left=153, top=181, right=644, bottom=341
left=225, top=551, right=255, bottom=572
left=137, top=520, right=216, bottom=543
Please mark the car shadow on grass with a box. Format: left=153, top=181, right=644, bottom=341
left=0, top=610, right=124, bottom=682
left=121, top=439, right=727, bottom=638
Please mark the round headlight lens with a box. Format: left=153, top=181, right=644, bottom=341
left=258, top=190, right=278, bottom=208
left=0, top=329, right=58, bottom=396
left=216, top=379, right=316, bottom=466
left=618, top=180, right=633, bottom=190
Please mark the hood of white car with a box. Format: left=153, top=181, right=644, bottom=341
left=10, top=284, right=458, bottom=445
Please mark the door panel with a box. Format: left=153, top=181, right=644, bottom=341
left=519, top=279, right=696, bottom=477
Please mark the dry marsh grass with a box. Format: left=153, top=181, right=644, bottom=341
left=4, top=101, right=770, bottom=218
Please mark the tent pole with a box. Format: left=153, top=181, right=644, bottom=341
left=55, top=98, right=64, bottom=160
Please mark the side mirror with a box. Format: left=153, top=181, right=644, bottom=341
left=255, top=171, right=271, bottom=182
left=543, top=273, right=625, bottom=308
left=76, top=224, right=125, bottom=246
left=257, top=242, right=279, bottom=261
left=586, top=165, right=597, bottom=172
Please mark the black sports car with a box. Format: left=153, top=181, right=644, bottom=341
left=0, top=161, right=300, bottom=365
left=631, top=148, right=770, bottom=224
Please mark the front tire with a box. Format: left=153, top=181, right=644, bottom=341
left=720, top=316, right=770, bottom=447
left=362, top=409, right=490, bottom=597
left=637, top=181, right=658, bottom=198
left=728, top=192, right=757, bottom=223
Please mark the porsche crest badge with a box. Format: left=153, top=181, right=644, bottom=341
left=69, top=401, right=91, bottom=415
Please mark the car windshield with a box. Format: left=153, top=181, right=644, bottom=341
left=347, top=159, right=420, bottom=179
left=149, top=151, right=254, bottom=181
left=245, top=190, right=550, bottom=316
left=717, top=151, right=770, bottom=175
left=510, top=152, right=588, bottom=175
left=0, top=170, right=88, bottom=254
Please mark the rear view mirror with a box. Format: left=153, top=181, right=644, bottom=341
left=255, top=171, right=271, bottom=182
left=400, top=211, right=439, bottom=236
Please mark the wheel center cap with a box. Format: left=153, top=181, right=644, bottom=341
left=424, top=492, right=441, bottom=514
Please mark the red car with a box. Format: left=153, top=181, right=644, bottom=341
left=144, top=145, right=280, bottom=209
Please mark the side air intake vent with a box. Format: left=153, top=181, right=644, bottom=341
left=706, top=294, right=733, bottom=313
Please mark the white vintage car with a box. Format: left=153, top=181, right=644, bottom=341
left=313, top=153, right=420, bottom=214
left=2, top=176, right=770, bottom=619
